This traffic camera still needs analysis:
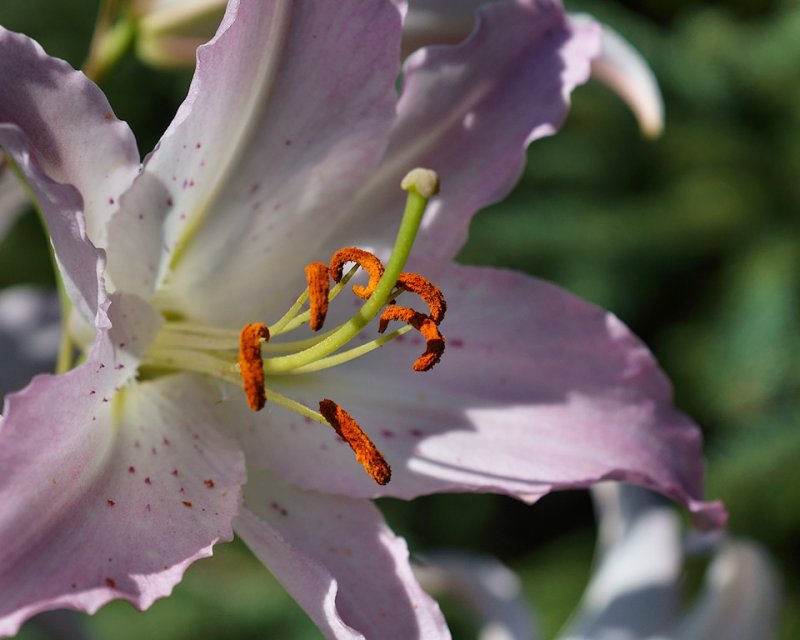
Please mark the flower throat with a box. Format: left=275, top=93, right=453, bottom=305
left=143, top=169, right=446, bottom=486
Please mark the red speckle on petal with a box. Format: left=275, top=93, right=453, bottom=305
left=144, top=477, right=151, bottom=485
left=409, top=429, right=424, bottom=438
left=182, top=501, right=193, bottom=508
left=105, top=577, right=116, bottom=588
left=270, top=501, right=288, bottom=516
left=450, top=338, right=465, bottom=348
left=106, top=499, right=115, bottom=506
left=203, top=479, right=215, bottom=489
left=108, top=197, right=115, bottom=205
left=172, top=469, right=179, bottom=476
left=128, top=466, right=135, bottom=474
left=163, top=437, right=170, bottom=446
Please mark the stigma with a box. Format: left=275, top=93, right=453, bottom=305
left=142, top=169, right=446, bottom=485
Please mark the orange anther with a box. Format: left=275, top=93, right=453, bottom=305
left=378, top=306, right=445, bottom=372
left=238, top=322, right=270, bottom=411
left=305, top=261, right=330, bottom=331
left=395, top=272, right=446, bottom=325
left=329, top=247, right=385, bottom=300
left=319, top=399, right=391, bottom=485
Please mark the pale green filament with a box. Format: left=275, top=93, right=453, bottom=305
left=270, top=264, right=358, bottom=337
left=143, top=169, right=439, bottom=424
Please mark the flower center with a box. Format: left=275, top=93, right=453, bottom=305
left=141, top=169, right=446, bottom=485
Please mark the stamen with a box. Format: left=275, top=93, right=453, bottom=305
left=238, top=322, right=270, bottom=411
left=319, top=399, right=391, bottom=485
left=263, top=169, right=439, bottom=375
left=329, top=247, right=385, bottom=300
left=394, top=272, right=446, bottom=325
left=379, top=306, right=445, bottom=372
left=304, top=262, right=330, bottom=331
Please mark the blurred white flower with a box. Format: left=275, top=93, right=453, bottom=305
left=416, top=484, right=780, bottom=640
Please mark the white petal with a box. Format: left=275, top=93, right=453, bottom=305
left=560, top=484, right=682, bottom=640
left=671, top=540, right=781, bottom=640
left=579, top=17, right=664, bottom=139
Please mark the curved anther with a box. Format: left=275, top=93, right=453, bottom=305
left=378, top=306, right=445, bottom=372
left=318, top=399, right=391, bottom=485
left=329, top=247, right=385, bottom=300
left=239, top=322, right=270, bottom=411
left=394, top=272, right=446, bottom=325
left=305, top=261, right=330, bottom=331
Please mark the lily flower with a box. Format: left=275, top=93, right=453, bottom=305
left=0, top=1, right=724, bottom=638
left=417, top=485, right=778, bottom=640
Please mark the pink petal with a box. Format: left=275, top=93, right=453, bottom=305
left=234, top=467, right=450, bottom=640
left=0, top=294, right=245, bottom=635
left=233, top=262, right=724, bottom=530
left=322, top=0, right=601, bottom=263
left=0, top=27, right=140, bottom=248
left=108, top=0, right=403, bottom=327
left=0, top=29, right=139, bottom=325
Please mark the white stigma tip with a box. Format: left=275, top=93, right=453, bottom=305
left=401, top=168, right=440, bottom=198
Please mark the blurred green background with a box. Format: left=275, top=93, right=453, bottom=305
left=2, top=0, right=798, bottom=637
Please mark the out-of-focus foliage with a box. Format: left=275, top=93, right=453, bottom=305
left=2, top=0, right=797, bottom=638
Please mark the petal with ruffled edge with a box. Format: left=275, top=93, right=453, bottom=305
left=0, top=27, right=140, bottom=248
left=0, top=294, right=245, bottom=636
left=320, top=0, right=600, bottom=264
left=230, top=262, right=725, bottom=530
left=234, top=466, right=449, bottom=640
left=107, top=0, right=403, bottom=327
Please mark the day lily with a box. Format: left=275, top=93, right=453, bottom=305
left=417, top=484, right=779, bottom=640
left=0, top=0, right=724, bottom=637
